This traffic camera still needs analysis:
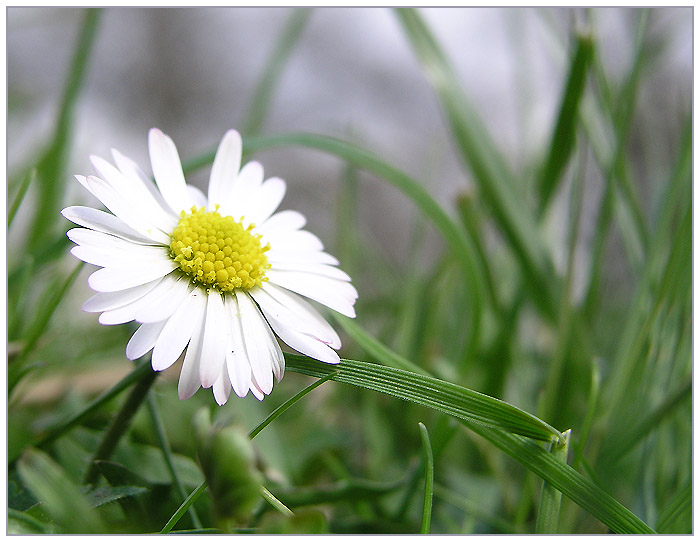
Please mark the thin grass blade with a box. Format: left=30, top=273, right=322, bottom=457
left=418, top=422, right=434, bottom=534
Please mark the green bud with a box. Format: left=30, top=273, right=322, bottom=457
left=193, top=408, right=263, bottom=529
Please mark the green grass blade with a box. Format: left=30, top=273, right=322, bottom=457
left=260, top=485, right=295, bottom=518
left=655, top=480, right=691, bottom=533
left=394, top=7, right=557, bottom=320
left=418, top=422, right=434, bottom=534
left=538, top=33, right=594, bottom=212
left=8, top=168, right=35, bottom=228
left=146, top=394, right=202, bottom=529
left=14, top=262, right=84, bottom=367
left=160, top=481, right=208, bottom=534
left=535, top=429, right=570, bottom=533
left=602, top=377, right=691, bottom=464
left=248, top=372, right=336, bottom=440
left=243, top=8, right=313, bottom=136
left=285, top=354, right=560, bottom=442
left=463, top=422, right=654, bottom=534
left=28, top=8, right=101, bottom=251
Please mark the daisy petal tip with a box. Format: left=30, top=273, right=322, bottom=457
left=213, top=393, right=229, bottom=406
left=178, top=386, right=199, bottom=401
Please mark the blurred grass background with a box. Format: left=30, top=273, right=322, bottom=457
left=7, top=7, right=692, bottom=534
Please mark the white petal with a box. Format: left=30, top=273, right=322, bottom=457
left=266, top=270, right=357, bottom=318
left=220, top=161, right=264, bottom=218
left=134, top=277, right=192, bottom=324
left=257, top=209, right=306, bottom=235
left=250, top=285, right=339, bottom=347
left=235, top=290, right=275, bottom=394
left=225, top=295, right=252, bottom=398
left=249, top=375, right=266, bottom=401
left=111, top=148, right=173, bottom=212
left=67, top=227, right=160, bottom=251
left=99, top=275, right=184, bottom=325
left=82, top=175, right=171, bottom=244
left=236, top=160, right=264, bottom=193
left=98, top=277, right=182, bottom=325
left=187, top=185, right=208, bottom=209
left=88, top=263, right=177, bottom=292
left=270, top=261, right=352, bottom=281
left=82, top=279, right=161, bottom=313
left=267, top=249, right=339, bottom=266
left=212, top=363, right=232, bottom=405
left=245, top=177, right=286, bottom=226
left=178, top=291, right=208, bottom=400
left=270, top=320, right=340, bottom=365
left=148, top=128, right=192, bottom=214
left=262, top=283, right=342, bottom=348
left=151, top=290, right=204, bottom=371
left=262, top=229, right=324, bottom=252
left=208, top=130, right=242, bottom=208
left=90, top=154, right=177, bottom=233
left=126, top=320, right=168, bottom=360
left=70, top=244, right=169, bottom=269
left=62, top=206, right=154, bottom=245
left=199, top=290, right=227, bottom=388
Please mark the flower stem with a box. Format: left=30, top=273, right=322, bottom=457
left=83, top=363, right=158, bottom=486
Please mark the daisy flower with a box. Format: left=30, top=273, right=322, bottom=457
left=62, top=128, right=357, bottom=404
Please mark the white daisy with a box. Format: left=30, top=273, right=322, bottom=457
left=62, top=128, right=357, bottom=404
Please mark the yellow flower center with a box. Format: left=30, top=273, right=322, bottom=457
left=169, top=206, right=270, bottom=291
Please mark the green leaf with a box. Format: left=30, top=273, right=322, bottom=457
left=17, top=449, right=106, bottom=533
left=285, top=354, right=560, bottom=442
left=87, top=485, right=148, bottom=508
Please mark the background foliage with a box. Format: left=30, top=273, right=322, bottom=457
left=7, top=7, right=691, bottom=534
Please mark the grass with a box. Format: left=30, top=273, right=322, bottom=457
left=7, top=7, right=691, bottom=534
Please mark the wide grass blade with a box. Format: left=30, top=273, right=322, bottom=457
left=285, top=354, right=560, bottom=442
left=463, top=421, right=654, bottom=534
